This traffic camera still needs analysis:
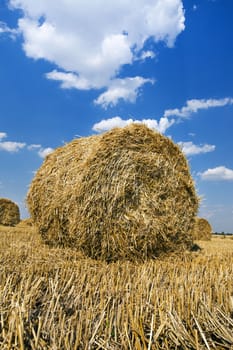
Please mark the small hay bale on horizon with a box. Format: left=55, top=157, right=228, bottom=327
left=17, top=218, right=34, bottom=228
left=0, top=198, right=20, bottom=226
left=27, top=124, right=199, bottom=261
left=193, top=217, right=212, bottom=241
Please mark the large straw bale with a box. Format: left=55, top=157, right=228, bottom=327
left=193, top=217, right=212, bottom=241
left=0, top=198, right=20, bottom=226
left=27, top=124, right=199, bottom=261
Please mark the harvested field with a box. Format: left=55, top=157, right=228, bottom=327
left=0, top=225, right=233, bottom=349
left=27, top=124, right=199, bottom=261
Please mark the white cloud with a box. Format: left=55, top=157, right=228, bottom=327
left=164, top=97, right=233, bottom=118
left=200, top=166, right=233, bottom=181
left=94, top=77, right=154, bottom=108
left=0, top=21, right=18, bottom=37
left=27, top=144, right=41, bottom=150
left=9, top=0, right=185, bottom=106
left=0, top=132, right=53, bottom=157
left=92, top=116, right=126, bottom=132
left=178, top=141, right=216, bottom=156
left=0, top=141, right=26, bottom=152
left=38, top=147, right=54, bottom=158
left=154, top=117, right=175, bottom=134
left=0, top=131, right=26, bottom=152
left=0, top=132, right=7, bottom=140
left=92, top=116, right=175, bottom=134
left=46, top=70, right=94, bottom=90
left=138, top=50, right=156, bottom=61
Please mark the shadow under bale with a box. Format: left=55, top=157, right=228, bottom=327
left=27, top=124, right=199, bottom=261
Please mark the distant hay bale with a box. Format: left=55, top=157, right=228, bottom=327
left=0, top=198, right=20, bottom=226
left=193, top=217, right=212, bottom=241
left=27, top=124, right=199, bottom=261
left=17, top=218, right=34, bottom=228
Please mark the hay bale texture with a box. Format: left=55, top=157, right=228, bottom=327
left=193, top=217, right=212, bottom=241
left=0, top=198, right=20, bottom=226
left=27, top=124, right=199, bottom=261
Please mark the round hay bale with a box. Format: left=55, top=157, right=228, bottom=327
left=193, top=217, right=212, bottom=241
left=27, top=124, right=199, bottom=261
left=0, top=198, right=20, bottom=226
left=17, top=218, right=34, bottom=228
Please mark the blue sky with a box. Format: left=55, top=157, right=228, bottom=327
left=0, top=0, right=233, bottom=232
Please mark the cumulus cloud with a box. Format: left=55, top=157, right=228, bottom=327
left=9, top=0, right=185, bottom=106
left=178, top=141, right=216, bottom=156
left=92, top=116, right=175, bottom=134
left=0, top=132, right=53, bottom=157
left=38, top=147, right=54, bottom=158
left=94, top=77, right=154, bottom=108
left=164, top=97, right=233, bottom=118
left=46, top=70, right=94, bottom=90
left=27, top=144, right=41, bottom=150
left=0, top=141, right=26, bottom=152
left=93, top=94, right=233, bottom=132
left=0, top=21, right=18, bottom=37
left=200, top=166, right=233, bottom=181
left=92, top=116, right=128, bottom=132
left=0, top=131, right=26, bottom=152
left=28, top=144, right=54, bottom=158
left=138, top=50, right=156, bottom=61
left=0, top=132, right=7, bottom=140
